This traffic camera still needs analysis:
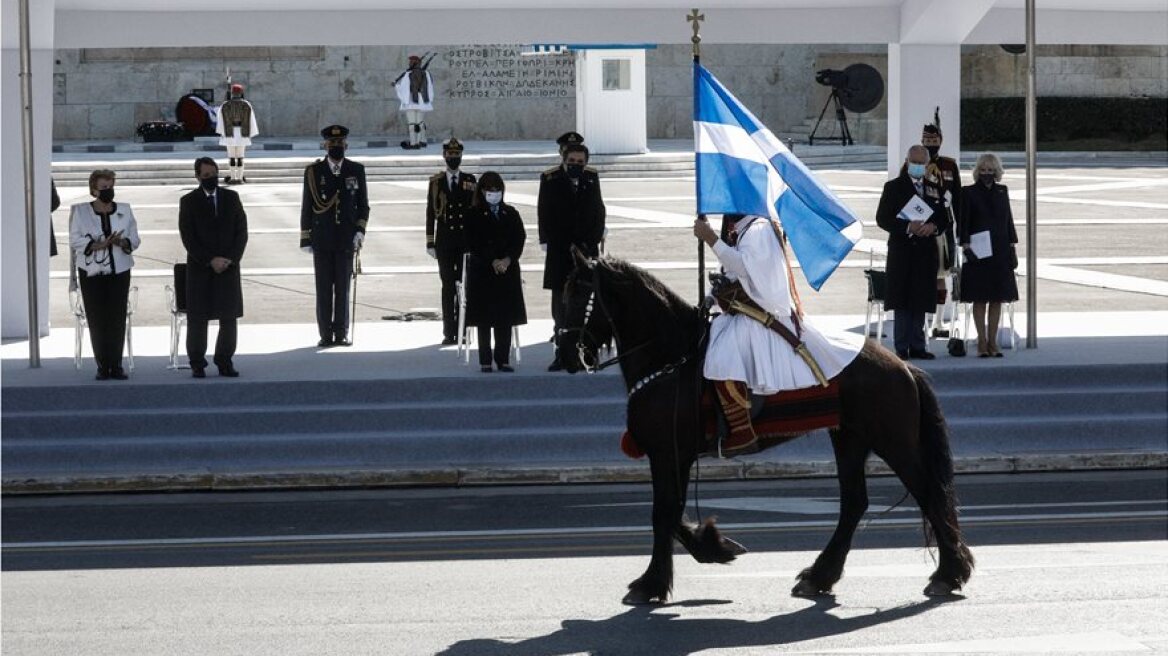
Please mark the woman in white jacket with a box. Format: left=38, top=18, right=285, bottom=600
left=70, top=169, right=141, bottom=380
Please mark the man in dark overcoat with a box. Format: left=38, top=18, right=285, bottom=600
left=300, top=125, right=369, bottom=347
left=537, top=141, right=606, bottom=371
left=426, top=137, right=476, bottom=345
left=179, top=157, right=249, bottom=377
left=875, top=144, right=950, bottom=360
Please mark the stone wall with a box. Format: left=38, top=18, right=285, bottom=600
left=52, top=43, right=1166, bottom=143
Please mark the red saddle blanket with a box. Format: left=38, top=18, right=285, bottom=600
left=620, top=379, right=841, bottom=459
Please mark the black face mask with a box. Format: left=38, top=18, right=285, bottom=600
left=565, top=164, right=584, bottom=179
left=97, top=188, right=115, bottom=203
left=328, top=145, right=345, bottom=161
left=978, top=173, right=995, bottom=188
left=199, top=176, right=219, bottom=192
left=445, top=157, right=462, bottom=170
left=925, top=145, right=941, bottom=160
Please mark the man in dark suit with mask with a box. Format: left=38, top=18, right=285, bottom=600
left=426, top=137, right=476, bottom=345
left=300, top=124, right=369, bottom=347
left=538, top=140, right=606, bottom=371
left=179, top=157, right=248, bottom=377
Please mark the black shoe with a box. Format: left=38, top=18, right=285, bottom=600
left=109, top=367, right=128, bottom=380
left=441, top=337, right=458, bottom=346
left=480, top=365, right=493, bottom=373
left=932, top=328, right=950, bottom=338
left=318, top=338, right=333, bottom=348
left=547, top=360, right=564, bottom=372
left=191, top=367, right=206, bottom=379
left=896, top=350, right=910, bottom=361
left=95, top=368, right=110, bottom=381
left=909, top=349, right=936, bottom=360
left=497, top=365, right=514, bottom=373
left=218, top=365, right=240, bottom=378
left=333, top=337, right=352, bottom=347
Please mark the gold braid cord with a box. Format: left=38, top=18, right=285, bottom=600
left=307, top=166, right=339, bottom=216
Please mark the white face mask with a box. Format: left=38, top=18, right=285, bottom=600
left=484, top=191, right=503, bottom=206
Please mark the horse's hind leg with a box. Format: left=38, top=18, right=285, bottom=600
left=793, top=430, right=870, bottom=597
left=879, top=448, right=973, bottom=596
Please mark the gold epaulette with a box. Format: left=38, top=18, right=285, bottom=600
left=541, top=166, right=560, bottom=178
left=429, top=171, right=445, bottom=182
left=584, top=165, right=598, bottom=173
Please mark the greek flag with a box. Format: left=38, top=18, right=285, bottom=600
left=694, top=62, right=862, bottom=290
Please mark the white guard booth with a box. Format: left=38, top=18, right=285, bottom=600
left=573, top=46, right=652, bottom=155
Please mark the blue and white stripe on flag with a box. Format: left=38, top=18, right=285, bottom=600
left=694, top=62, right=862, bottom=290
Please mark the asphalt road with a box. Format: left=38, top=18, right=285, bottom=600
left=45, top=167, right=1168, bottom=328
left=3, top=471, right=1166, bottom=654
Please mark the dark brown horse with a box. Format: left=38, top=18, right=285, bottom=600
left=560, top=251, right=974, bottom=605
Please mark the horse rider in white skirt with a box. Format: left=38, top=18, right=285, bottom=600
left=694, top=214, right=864, bottom=455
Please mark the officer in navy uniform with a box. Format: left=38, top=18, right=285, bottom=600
left=538, top=136, right=605, bottom=371
left=300, top=125, right=369, bottom=347
left=426, top=137, right=476, bottom=345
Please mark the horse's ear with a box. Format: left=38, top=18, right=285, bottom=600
left=570, top=245, right=594, bottom=270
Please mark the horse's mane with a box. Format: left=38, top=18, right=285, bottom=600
left=595, top=256, right=703, bottom=357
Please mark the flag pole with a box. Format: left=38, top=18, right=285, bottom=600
left=688, top=8, right=706, bottom=312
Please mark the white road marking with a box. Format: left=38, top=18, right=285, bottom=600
left=805, top=630, right=1153, bottom=653
left=4, top=510, right=1164, bottom=551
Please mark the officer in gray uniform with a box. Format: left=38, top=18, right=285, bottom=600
left=300, top=125, right=370, bottom=347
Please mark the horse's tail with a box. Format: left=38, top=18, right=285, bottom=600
left=911, top=366, right=975, bottom=586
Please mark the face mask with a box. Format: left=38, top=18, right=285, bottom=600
left=484, top=191, right=503, bottom=206
left=199, top=176, right=219, bottom=192
left=979, top=173, right=995, bottom=187
left=328, top=145, right=345, bottom=161
left=445, top=156, right=462, bottom=170
left=907, top=163, right=927, bottom=179
left=565, top=164, right=584, bottom=178
left=97, top=188, right=115, bottom=203
left=925, top=145, right=940, bottom=159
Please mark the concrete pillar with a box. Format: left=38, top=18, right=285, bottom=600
left=886, top=43, right=961, bottom=176
left=1, top=0, right=55, bottom=339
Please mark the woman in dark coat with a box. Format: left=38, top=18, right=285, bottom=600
left=959, top=153, right=1019, bottom=357
left=465, top=171, right=527, bottom=372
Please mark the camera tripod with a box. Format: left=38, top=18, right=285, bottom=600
left=809, top=88, right=854, bottom=146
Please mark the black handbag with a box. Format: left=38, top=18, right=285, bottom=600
left=947, top=336, right=966, bottom=357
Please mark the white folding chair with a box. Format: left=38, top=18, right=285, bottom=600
left=863, top=268, right=887, bottom=342
left=164, top=263, right=190, bottom=370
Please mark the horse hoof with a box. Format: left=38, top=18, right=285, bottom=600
left=923, top=580, right=958, bottom=597
left=622, top=589, right=664, bottom=606
left=791, top=579, right=829, bottom=598
left=724, top=536, right=748, bottom=557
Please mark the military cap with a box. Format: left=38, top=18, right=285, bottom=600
left=923, top=106, right=942, bottom=138
left=230, top=83, right=244, bottom=94
left=408, top=54, right=422, bottom=63
left=321, top=124, right=349, bottom=140
left=442, top=137, right=464, bottom=153
left=556, top=131, right=584, bottom=147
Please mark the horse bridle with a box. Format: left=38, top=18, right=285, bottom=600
left=563, top=262, right=649, bottom=374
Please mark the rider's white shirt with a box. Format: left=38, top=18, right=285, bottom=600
left=703, top=216, right=864, bottom=395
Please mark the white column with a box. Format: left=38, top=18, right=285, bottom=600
left=1, top=0, right=55, bottom=339
left=886, top=43, right=961, bottom=177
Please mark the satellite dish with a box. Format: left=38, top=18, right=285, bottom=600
left=838, top=63, right=884, bottom=114
left=1000, top=44, right=1026, bottom=55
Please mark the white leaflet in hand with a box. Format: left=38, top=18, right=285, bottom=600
left=897, top=195, right=933, bottom=223
left=970, top=230, right=993, bottom=259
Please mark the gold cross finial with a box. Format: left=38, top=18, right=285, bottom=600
left=687, top=8, right=704, bottom=58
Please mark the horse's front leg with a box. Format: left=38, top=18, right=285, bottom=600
left=623, top=453, right=685, bottom=605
